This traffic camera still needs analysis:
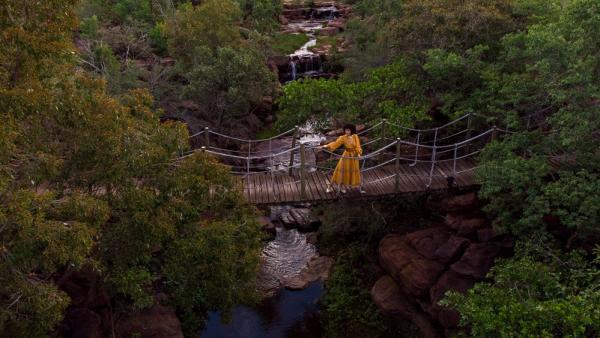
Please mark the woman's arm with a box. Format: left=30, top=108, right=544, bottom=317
left=324, top=136, right=345, bottom=151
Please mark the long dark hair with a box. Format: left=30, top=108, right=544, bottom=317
left=343, top=123, right=357, bottom=135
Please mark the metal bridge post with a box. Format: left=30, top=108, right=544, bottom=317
left=289, top=125, right=299, bottom=176
left=395, top=138, right=401, bottom=192
left=452, top=144, right=458, bottom=176
left=204, top=127, right=210, bottom=148
left=300, top=143, right=307, bottom=200
left=426, top=128, right=439, bottom=188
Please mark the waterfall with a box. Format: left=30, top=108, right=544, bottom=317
left=291, top=60, right=297, bottom=81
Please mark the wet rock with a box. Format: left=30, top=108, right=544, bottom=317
left=379, top=235, right=446, bottom=297
left=271, top=55, right=290, bottom=67
left=284, top=256, right=333, bottom=290
left=280, top=208, right=321, bottom=232
left=434, top=236, right=470, bottom=264
left=117, top=304, right=183, bottom=338
left=258, top=215, right=276, bottom=236
left=278, top=14, right=289, bottom=25
left=62, top=308, right=102, bottom=338
left=305, top=232, right=318, bottom=245
left=317, top=27, right=339, bottom=36
left=285, top=275, right=311, bottom=290
left=327, top=19, right=346, bottom=30
left=451, top=243, right=502, bottom=279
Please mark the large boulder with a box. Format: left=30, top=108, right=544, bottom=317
left=434, top=236, right=470, bottom=264
left=441, top=192, right=480, bottom=212
left=406, top=227, right=451, bottom=260
left=258, top=215, right=276, bottom=236
left=280, top=208, right=321, bottom=232
left=371, top=275, right=415, bottom=317
left=444, top=213, right=487, bottom=235
left=117, top=304, right=183, bottom=338
left=284, top=256, right=334, bottom=290
left=451, top=243, right=502, bottom=279
left=429, top=271, right=476, bottom=306
left=379, top=234, right=446, bottom=297
left=371, top=276, right=441, bottom=338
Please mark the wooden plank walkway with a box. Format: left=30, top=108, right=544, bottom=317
left=241, top=158, right=478, bottom=204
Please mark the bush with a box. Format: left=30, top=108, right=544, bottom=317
left=149, top=22, right=168, bottom=56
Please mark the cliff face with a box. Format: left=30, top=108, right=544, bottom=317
left=371, top=191, right=514, bottom=337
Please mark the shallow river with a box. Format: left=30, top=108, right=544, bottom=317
left=200, top=282, right=324, bottom=338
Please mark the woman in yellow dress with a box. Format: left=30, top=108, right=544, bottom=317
left=317, top=124, right=364, bottom=193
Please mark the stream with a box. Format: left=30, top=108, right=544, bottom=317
left=200, top=208, right=326, bottom=338
left=278, top=3, right=342, bottom=83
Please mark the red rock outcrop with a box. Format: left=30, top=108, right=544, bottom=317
left=372, top=275, right=441, bottom=338
left=372, top=191, right=512, bottom=337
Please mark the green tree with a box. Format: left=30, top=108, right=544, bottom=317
left=443, top=237, right=600, bottom=337
left=235, top=0, right=282, bottom=33
left=166, top=0, right=242, bottom=67
left=276, top=59, right=429, bottom=131
left=1, top=1, right=264, bottom=337
left=182, top=46, right=275, bottom=129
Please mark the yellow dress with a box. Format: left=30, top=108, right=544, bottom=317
left=326, top=134, right=362, bottom=186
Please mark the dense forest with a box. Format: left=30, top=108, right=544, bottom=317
left=1, top=0, right=599, bottom=337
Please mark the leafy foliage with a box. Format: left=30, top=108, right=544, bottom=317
left=1, top=1, right=263, bottom=337
left=443, top=236, right=600, bottom=337
left=276, top=59, right=429, bottom=131
left=235, top=0, right=282, bottom=33
left=166, top=1, right=242, bottom=67
left=182, top=46, right=275, bottom=130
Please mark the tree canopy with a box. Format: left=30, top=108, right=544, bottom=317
left=1, top=0, right=263, bottom=336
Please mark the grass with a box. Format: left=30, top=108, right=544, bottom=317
left=310, top=36, right=339, bottom=53
left=272, top=33, right=310, bottom=55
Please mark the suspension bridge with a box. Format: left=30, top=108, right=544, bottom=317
left=182, top=112, right=560, bottom=204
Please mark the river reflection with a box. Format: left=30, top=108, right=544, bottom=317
left=200, top=282, right=324, bottom=338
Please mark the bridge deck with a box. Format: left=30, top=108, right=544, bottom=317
left=242, top=158, right=478, bottom=204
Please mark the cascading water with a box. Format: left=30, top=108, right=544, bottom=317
left=290, top=60, right=297, bottom=81
left=277, top=4, right=341, bottom=83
